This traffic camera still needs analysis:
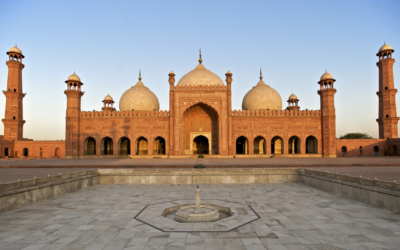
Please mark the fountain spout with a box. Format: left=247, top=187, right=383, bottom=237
left=195, top=186, right=201, bottom=213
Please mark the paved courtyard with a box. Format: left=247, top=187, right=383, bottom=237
left=1, top=184, right=400, bottom=250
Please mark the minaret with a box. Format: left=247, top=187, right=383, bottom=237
left=287, top=93, right=300, bottom=111
left=64, top=72, right=84, bottom=158
left=168, top=70, right=175, bottom=155
left=318, top=71, right=337, bottom=157
left=225, top=70, right=233, bottom=154
left=376, top=43, right=399, bottom=139
left=102, top=94, right=115, bottom=112
left=2, top=46, right=26, bottom=141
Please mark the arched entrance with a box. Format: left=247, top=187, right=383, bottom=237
left=84, top=137, right=96, bottom=155
left=23, top=148, right=28, bottom=157
left=183, top=103, right=219, bottom=154
left=394, top=146, right=398, bottom=155
left=154, top=137, right=166, bottom=155
left=236, top=136, right=248, bottom=154
left=137, top=137, right=148, bottom=155
left=271, top=136, right=283, bottom=154
left=341, top=146, right=347, bottom=155
left=193, top=135, right=209, bottom=154
left=4, top=148, right=8, bottom=157
left=374, top=146, right=379, bottom=154
left=119, top=137, right=131, bottom=155
left=101, top=137, right=113, bottom=155
left=253, top=136, right=266, bottom=154
left=306, top=136, right=318, bottom=154
left=288, top=136, right=300, bottom=154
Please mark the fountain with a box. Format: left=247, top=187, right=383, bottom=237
left=161, top=186, right=232, bottom=223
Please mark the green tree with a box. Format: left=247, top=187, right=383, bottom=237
left=338, top=132, right=374, bottom=139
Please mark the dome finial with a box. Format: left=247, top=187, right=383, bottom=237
left=199, top=48, right=203, bottom=64
left=260, top=68, right=263, bottom=80
left=139, top=69, right=142, bottom=81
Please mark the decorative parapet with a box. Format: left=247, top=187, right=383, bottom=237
left=80, top=110, right=170, bottom=118
left=174, top=85, right=227, bottom=91
left=231, top=109, right=321, bottom=117
left=300, top=168, right=399, bottom=192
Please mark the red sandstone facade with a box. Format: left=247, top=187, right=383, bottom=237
left=0, top=45, right=399, bottom=158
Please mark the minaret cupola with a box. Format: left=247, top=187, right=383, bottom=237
left=7, top=45, right=24, bottom=63
left=65, top=72, right=83, bottom=91
left=102, top=94, right=115, bottom=112
left=287, top=93, right=300, bottom=111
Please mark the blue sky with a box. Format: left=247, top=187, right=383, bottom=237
left=0, top=0, right=399, bottom=140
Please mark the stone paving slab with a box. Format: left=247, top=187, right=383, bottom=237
left=0, top=183, right=400, bottom=249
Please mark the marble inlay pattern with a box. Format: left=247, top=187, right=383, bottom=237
left=0, top=183, right=400, bottom=250
left=135, top=199, right=259, bottom=232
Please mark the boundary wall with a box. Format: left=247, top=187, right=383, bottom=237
left=1, top=168, right=399, bottom=213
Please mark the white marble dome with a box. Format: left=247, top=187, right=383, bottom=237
left=289, top=93, right=298, bottom=100
left=104, top=94, right=113, bottom=101
left=9, top=46, right=22, bottom=54
left=119, top=79, right=159, bottom=111
left=242, top=79, right=282, bottom=111
left=379, top=43, right=392, bottom=52
left=320, top=71, right=333, bottom=80
left=177, top=61, right=224, bottom=86
left=68, top=72, right=81, bottom=82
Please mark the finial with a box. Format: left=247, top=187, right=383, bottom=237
left=259, top=68, right=263, bottom=80
left=384, top=41, right=386, bottom=45
left=325, top=69, right=327, bottom=73
left=199, top=48, right=203, bottom=64
left=74, top=71, right=76, bottom=74
left=139, top=69, right=142, bottom=81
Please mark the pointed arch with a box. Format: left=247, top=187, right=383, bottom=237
left=101, top=137, right=113, bottom=155
left=236, top=136, right=249, bottom=154
left=253, top=136, right=266, bottom=154
left=23, top=148, right=28, bottom=157
left=288, top=136, right=300, bottom=154
left=154, top=136, right=166, bottom=155
left=271, top=136, right=283, bottom=154
left=118, top=137, right=131, bottom=155
left=306, top=136, right=318, bottom=154
left=84, top=137, right=96, bottom=155
left=183, top=102, right=219, bottom=155
left=136, top=136, right=148, bottom=155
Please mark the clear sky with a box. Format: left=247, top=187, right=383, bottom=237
left=0, top=0, right=399, bottom=140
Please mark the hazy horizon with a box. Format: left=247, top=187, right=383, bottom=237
left=0, top=0, right=399, bottom=140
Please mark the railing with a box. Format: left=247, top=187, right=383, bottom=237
left=231, top=109, right=321, bottom=117
left=81, top=110, right=169, bottom=118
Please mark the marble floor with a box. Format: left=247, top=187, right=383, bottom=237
left=0, top=184, right=400, bottom=250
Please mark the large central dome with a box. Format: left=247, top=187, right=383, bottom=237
left=177, top=55, right=224, bottom=86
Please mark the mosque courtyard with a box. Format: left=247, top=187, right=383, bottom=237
left=1, top=183, right=400, bottom=250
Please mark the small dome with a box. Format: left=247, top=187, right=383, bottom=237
left=320, top=71, right=333, bottom=80
left=177, top=59, right=224, bottom=86
left=169, top=70, right=175, bottom=74
left=104, top=94, right=113, bottom=101
left=289, top=93, right=297, bottom=100
left=68, top=72, right=81, bottom=82
left=379, top=43, right=392, bottom=52
left=9, top=46, right=22, bottom=54
left=242, top=79, right=282, bottom=111
left=119, top=79, right=160, bottom=111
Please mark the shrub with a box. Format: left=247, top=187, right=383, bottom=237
left=198, top=155, right=204, bottom=158
left=194, top=164, right=205, bottom=168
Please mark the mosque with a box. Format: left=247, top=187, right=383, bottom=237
left=0, top=45, right=399, bottom=158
